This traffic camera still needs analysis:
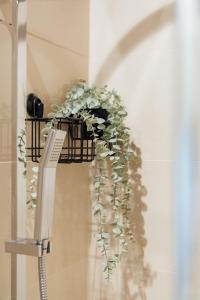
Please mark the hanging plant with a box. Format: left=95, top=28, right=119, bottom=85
left=17, top=129, right=27, bottom=177
left=18, top=129, right=39, bottom=208
left=39, top=81, right=139, bottom=279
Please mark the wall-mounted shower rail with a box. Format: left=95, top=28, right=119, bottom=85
left=10, top=1, right=27, bottom=299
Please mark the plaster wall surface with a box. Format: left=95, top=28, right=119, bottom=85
left=0, top=1, right=176, bottom=299
left=89, top=1, right=176, bottom=299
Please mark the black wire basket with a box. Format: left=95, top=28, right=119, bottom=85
left=25, top=117, right=96, bottom=163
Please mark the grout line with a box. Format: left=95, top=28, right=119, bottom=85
left=143, top=159, right=175, bottom=162
left=1, top=159, right=200, bottom=164
left=142, top=159, right=200, bottom=163
left=28, top=31, right=88, bottom=58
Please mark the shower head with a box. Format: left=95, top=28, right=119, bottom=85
left=34, top=129, right=66, bottom=242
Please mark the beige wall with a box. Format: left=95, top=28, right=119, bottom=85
left=27, top=1, right=91, bottom=300
left=0, top=0, right=176, bottom=299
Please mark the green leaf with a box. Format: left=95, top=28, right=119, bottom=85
left=18, top=157, right=24, bottom=162
left=113, top=254, right=120, bottom=262
left=31, top=192, right=37, bottom=199
left=102, top=232, right=109, bottom=239
left=94, top=181, right=100, bottom=188
left=109, top=138, right=117, bottom=143
left=48, top=112, right=56, bottom=118
left=113, top=144, right=121, bottom=150
left=113, top=227, right=122, bottom=236
left=76, top=87, right=84, bottom=97
left=93, top=203, right=103, bottom=215
left=46, top=122, right=53, bottom=128
left=108, top=150, right=115, bottom=155
left=97, top=239, right=104, bottom=247
left=127, top=148, right=134, bottom=153
left=104, top=265, right=109, bottom=272
left=32, top=167, right=39, bottom=173
left=55, top=111, right=65, bottom=118
left=113, top=165, right=123, bottom=170
left=41, top=127, right=51, bottom=136
left=100, top=152, right=109, bottom=158
left=86, top=97, right=100, bottom=109
left=96, top=118, right=105, bottom=124
left=97, top=124, right=105, bottom=130
left=118, top=110, right=127, bottom=117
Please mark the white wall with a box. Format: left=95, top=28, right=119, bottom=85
left=89, top=1, right=176, bottom=299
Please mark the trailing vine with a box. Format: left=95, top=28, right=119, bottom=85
left=18, top=81, right=144, bottom=279
left=27, top=166, right=39, bottom=208
left=18, top=129, right=39, bottom=208
left=41, top=81, right=136, bottom=278
left=17, top=129, right=27, bottom=177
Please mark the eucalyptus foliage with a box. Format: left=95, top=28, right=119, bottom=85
left=27, top=166, right=39, bottom=208
left=17, top=129, right=27, bottom=177
left=18, top=129, right=39, bottom=208
left=42, top=81, right=136, bottom=279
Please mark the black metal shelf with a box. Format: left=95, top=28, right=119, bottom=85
left=25, top=117, right=96, bottom=163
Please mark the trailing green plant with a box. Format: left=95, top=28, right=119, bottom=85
left=41, top=81, right=136, bottom=279
left=17, top=129, right=27, bottom=177
left=18, top=81, right=143, bottom=279
left=27, top=166, right=39, bottom=208
left=18, top=129, right=39, bottom=208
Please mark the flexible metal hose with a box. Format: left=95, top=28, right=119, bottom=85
left=38, top=255, right=48, bottom=300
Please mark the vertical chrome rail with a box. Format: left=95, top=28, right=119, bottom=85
left=11, top=1, right=27, bottom=299
left=175, top=0, right=200, bottom=299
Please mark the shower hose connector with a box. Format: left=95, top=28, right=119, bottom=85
left=5, top=238, right=51, bottom=300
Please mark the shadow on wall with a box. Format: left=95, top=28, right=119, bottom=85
left=90, top=5, right=175, bottom=294
left=95, top=2, right=175, bottom=85
left=121, top=143, right=156, bottom=300
left=89, top=143, right=156, bottom=300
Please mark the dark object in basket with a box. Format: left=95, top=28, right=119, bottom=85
left=70, top=108, right=109, bottom=140
left=27, top=93, right=44, bottom=118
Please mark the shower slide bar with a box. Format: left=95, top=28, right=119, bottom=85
left=6, top=1, right=28, bottom=299
left=6, top=129, right=66, bottom=300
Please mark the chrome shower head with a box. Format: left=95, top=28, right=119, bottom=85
left=34, top=129, right=66, bottom=242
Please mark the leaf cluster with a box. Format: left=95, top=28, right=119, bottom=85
left=19, top=81, right=138, bottom=279
left=42, top=81, right=136, bottom=278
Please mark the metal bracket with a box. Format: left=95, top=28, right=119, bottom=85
left=5, top=239, right=52, bottom=257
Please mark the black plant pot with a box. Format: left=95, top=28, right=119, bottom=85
left=69, top=108, right=109, bottom=140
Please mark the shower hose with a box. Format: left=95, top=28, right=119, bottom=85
left=38, top=255, right=48, bottom=300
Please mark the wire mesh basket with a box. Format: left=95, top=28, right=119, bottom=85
left=25, top=117, right=96, bottom=163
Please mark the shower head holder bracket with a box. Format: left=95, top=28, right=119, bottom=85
left=5, top=238, right=51, bottom=257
